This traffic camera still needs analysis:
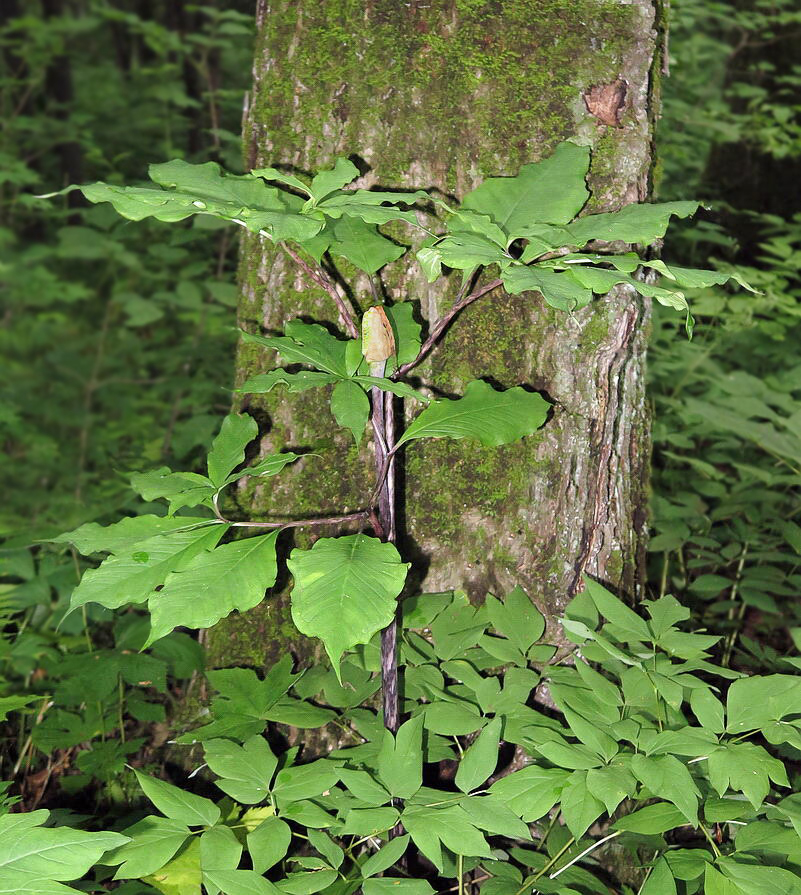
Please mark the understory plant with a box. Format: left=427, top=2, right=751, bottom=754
left=5, top=146, right=794, bottom=895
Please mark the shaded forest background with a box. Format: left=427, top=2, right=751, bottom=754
left=1, top=0, right=801, bottom=811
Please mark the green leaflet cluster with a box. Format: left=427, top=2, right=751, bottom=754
left=57, top=378, right=547, bottom=669
left=51, top=144, right=752, bottom=330
left=16, top=581, right=801, bottom=895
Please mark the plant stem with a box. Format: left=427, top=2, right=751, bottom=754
left=457, top=853, right=465, bottom=895
left=370, top=359, right=400, bottom=736
left=393, top=277, right=502, bottom=379
left=280, top=242, right=359, bottom=339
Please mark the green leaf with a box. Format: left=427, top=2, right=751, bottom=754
left=630, top=754, right=699, bottom=824
left=462, top=143, right=590, bottom=234
left=352, top=376, right=429, bottom=402
left=726, top=674, right=801, bottom=732
left=485, top=587, right=545, bottom=655
left=559, top=771, right=606, bottom=838
left=613, top=802, right=690, bottom=834
left=307, top=830, right=343, bottom=870
left=342, top=807, right=400, bottom=836
left=272, top=761, right=340, bottom=805
left=204, top=735, right=277, bottom=803
left=337, top=769, right=391, bottom=805
left=200, top=825, right=242, bottom=877
left=52, top=515, right=212, bottom=555
left=207, top=414, right=258, bottom=488
left=203, top=869, right=282, bottom=895
left=704, top=865, right=743, bottom=895
left=398, top=380, right=549, bottom=447
left=0, top=811, right=127, bottom=888
left=377, top=715, right=424, bottom=799
left=288, top=534, right=409, bottom=676
left=456, top=716, right=502, bottom=793
left=69, top=525, right=225, bottom=612
left=645, top=595, right=690, bottom=639
left=565, top=200, right=700, bottom=246
left=536, top=740, right=603, bottom=770
left=423, top=701, right=484, bottom=736
left=583, top=576, right=651, bottom=641
left=129, top=468, right=216, bottom=512
left=459, top=795, right=532, bottom=840
left=142, top=834, right=201, bottom=895
left=134, top=770, right=220, bottom=826
left=360, top=835, right=411, bottom=878
left=252, top=166, right=311, bottom=195
left=586, top=764, right=637, bottom=816
left=401, top=803, right=492, bottom=870
left=244, top=452, right=301, bottom=479
left=362, top=881, right=434, bottom=895
left=707, top=742, right=788, bottom=808
left=106, top=816, right=189, bottom=880
left=330, top=379, right=370, bottom=443
left=81, top=160, right=323, bottom=242
left=384, top=302, right=422, bottom=368
left=247, top=817, right=292, bottom=874
left=276, top=870, right=338, bottom=895
left=719, top=857, right=801, bottom=895
left=327, top=215, right=405, bottom=274
left=489, top=765, right=569, bottom=822
left=640, top=858, right=677, bottom=895
left=239, top=370, right=340, bottom=394
left=242, top=320, right=349, bottom=377
left=690, top=688, right=725, bottom=733
left=146, top=532, right=279, bottom=645
left=319, top=188, right=426, bottom=227
left=434, top=233, right=508, bottom=269
left=500, top=265, right=592, bottom=311
left=309, top=158, right=360, bottom=202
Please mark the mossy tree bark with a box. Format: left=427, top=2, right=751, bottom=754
left=208, top=0, right=662, bottom=669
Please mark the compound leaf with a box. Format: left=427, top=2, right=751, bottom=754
left=69, top=525, right=225, bottom=612
left=146, top=532, right=279, bottom=645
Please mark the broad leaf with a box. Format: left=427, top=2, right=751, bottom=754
left=501, top=265, right=593, bottom=311
left=134, top=770, right=220, bottom=826
left=331, top=215, right=406, bottom=273
left=462, top=142, right=590, bottom=234
left=242, top=320, right=349, bottom=377
left=247, top=817, right=292, bottom=874
left=329, top=379, right=370, bottom=443
left=239, top=369, right=339, bottom=394
left=288, top=534, right=409, bottom=675
left=726, top=674, right=801, bottom=733
left=308, top=158, right=360, bottom=202
left=203, top=869, right=282, bottom=895
left=455, top=717, right=502, bottom=793
left=361, top=835, right=412, bottom=878
left=204, top=735, right=277, bottom=804
left=52, top=515, right=212, bottom=555
left=106, top=816, right=189, bottom=880
left=377, top=715, right=424, bottom=799
left=565, top=200, right=700, bottom=246
left=559, top=771, right=606, bottom=838
left=207, top=414, right=258, bottom=488
left=489, top=765, right=569, bottom=822
left=69, top=525, right=225, bottom=612
left=146, top=532, right=279, bottom=645
left=398, top=380, right=549, bottom=447
left=485, top=587, right=545, bottom=655
left=76, top=160, right=324, bottom=241
left=0, top=811, right=127, bottom=889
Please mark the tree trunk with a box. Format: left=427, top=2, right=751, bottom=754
left=207, top=0, right=661, bottom=669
